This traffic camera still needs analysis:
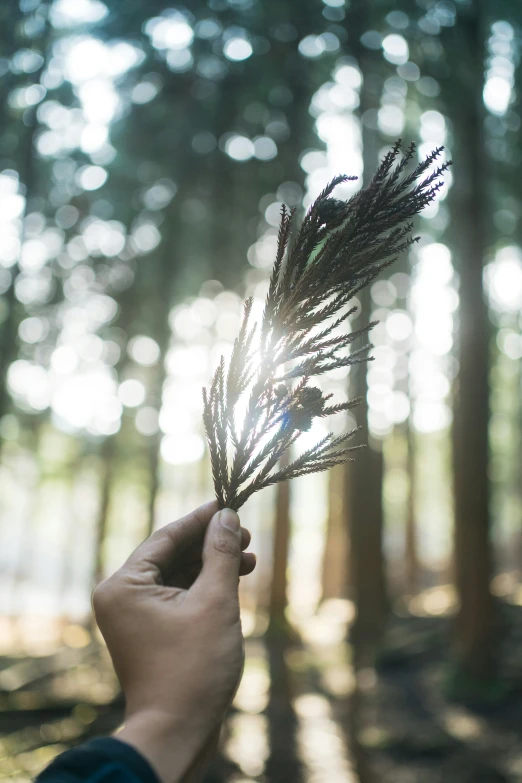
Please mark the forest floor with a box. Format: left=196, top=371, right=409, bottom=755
left=347, top=603, right=522, bottom=783
left=2, top=602, right=522, bottom=782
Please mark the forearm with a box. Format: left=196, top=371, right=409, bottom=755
left=179, top=727, right=221, bottom=783
left=115, top=711, right=212, bottom=783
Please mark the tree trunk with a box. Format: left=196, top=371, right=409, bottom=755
left=56, top=452, right=83, bottom=616
left=518, top=359, right=522, bottom=579
left=11, top=421, right=44, bottom=607
left=394, top=223, right=419, bottom=597
left=145, top=436, right=161, bottom=538
left=347, top=367, right=387, bottom=656
left=404, top=423, right=419, bottom=595
left=265, top=636, right=304, bottom=783
left=321, top=463, right=349, bottom=601
left=92, top=437, right=115, bottom=588
left=268, top=451, right=292, bottom=634
left=143, top=288, right=171, bottom=539
left=0, top=6, right=51, bottom=427
left=346, top=39, right=388, bottom=660
left=143, top=181, right=202, bottom=538
left=450, top=0, right=496, bottom=690
left=263, top=53, right=313, bottom=629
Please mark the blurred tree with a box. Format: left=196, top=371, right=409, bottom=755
left=321, top=463, right=350, bottom=601
left=345, top=11, right=388, bottom=661
left=0, top=1, right=51, bottom=427
left=140, top=188, right=201, bottom=538
left=0, top=0, right=24, bottom=114
left=448, top=0, right=496, bottom=693
left=92, top=436, right=115, bottom=586
left=265, top=635, right=304, bottom=783
left=488, top=9, right=522, bottom=575
left=91, top=273, right=142, bottom=586
left=404, top=424, right=419, bottom=594
left=268, top=451, right=291, bottom=635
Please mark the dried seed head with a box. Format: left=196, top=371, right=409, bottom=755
left=299, top=386, right=323, bottom=404
left=290, top=408, right=314, bottom=433
left=274, top=384, right=289, bottom=398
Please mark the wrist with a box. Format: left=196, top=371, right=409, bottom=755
left=115, top=709, right=204, bottom=783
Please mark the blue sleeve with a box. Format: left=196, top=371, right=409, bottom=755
left=35, top=737, right=161, bottom=783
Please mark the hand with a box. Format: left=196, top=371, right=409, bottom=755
left=92, top=500, right=256, bottom=783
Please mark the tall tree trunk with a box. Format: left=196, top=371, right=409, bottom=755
left=0, top=5, right=51, bottom=427
left=404, top=423, right=419, bottom=595
left=265, top=636, right=304, bottom=783
left=347, top=328, right=388, bottom=657
left=145, top=433, right=161, bottom=538
left=90, top=267, right=141, bottom=588
left=268, top=451, right=293, bottom=635
left=450, top=0, right=495, bottom=689
left=395, top=224, right=419, bottom=597
left=56, top=452, right=83, bottom=616
left=92, top=437, right=115, bottom=588
left=11, top=420, right=44, bottom=606
left=518, top=358, right=522, bottom=579
left=143, top=280, right=172, bottom=539
left=321, top=463, right=349, bottom=601
left=346, top=37, right=388, bottom=660
left=143, top=179, right=204, bottom=538
left=265, top=54, right=314, bottom=633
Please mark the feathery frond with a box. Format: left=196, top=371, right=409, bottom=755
left=202, top=141, right=451, bottom=510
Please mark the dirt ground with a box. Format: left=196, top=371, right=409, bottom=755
left=2, top=603, right=522, bottom=782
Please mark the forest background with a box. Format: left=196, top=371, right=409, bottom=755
left=0, top=0, right=522, bottom=781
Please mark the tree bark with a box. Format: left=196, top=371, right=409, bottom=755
left=450, top=0, right=495, bottom=688
left=268, top=451, right=293, bottom=634
left=0, top=5, right=51, bottom=427
left=321, top=463, right=349, bottom=601
left=346, top=35, right=388, bottom=660
left=145, top=430, right=161, bottom=538
left=143, top=272, right=173, bottom=539
left=265, top=636, right=304, bottom=783
left=518, top=359, right=522, bottom=579
left=404, top=423, right=419, bottom=595
left=92, top=437, right=115, bottom=587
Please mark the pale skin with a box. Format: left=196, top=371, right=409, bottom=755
left=92, top=500, right=256, bottom=783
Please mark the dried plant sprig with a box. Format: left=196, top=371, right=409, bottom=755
left=203, top=140, right=451, bottom=510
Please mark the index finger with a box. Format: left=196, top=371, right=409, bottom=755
left=123, top=500, right=219, bottom=583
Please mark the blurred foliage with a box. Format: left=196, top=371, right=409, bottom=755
left=1, top=0, right=522, bottom=780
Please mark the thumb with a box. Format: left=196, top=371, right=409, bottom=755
left=194, top=508, right=242, bottom=598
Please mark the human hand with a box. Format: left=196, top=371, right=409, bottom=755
left=92, top=500, right=256, bottom=783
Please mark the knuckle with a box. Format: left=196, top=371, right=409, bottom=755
left=147, top=528, right=165, bottom=546
left=150, top=524, right=177, bottom=550
left=92, top=577, right=118, bottom=614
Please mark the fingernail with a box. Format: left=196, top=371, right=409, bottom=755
left=219, top=508, right=240, bottom=533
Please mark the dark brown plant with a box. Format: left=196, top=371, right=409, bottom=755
left=203, top=140, right=450, bottom=510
